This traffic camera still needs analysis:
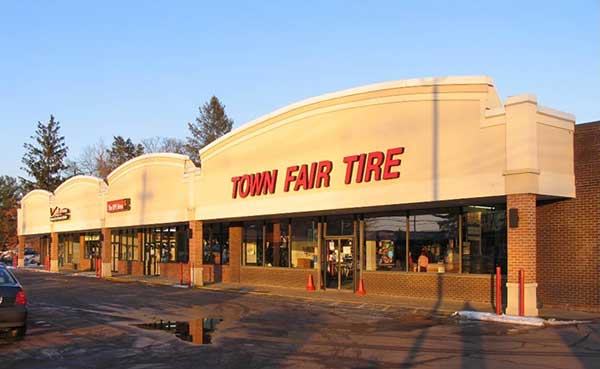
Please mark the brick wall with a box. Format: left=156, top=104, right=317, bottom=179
left=537, top=122, right=600, bottom=309
left=229, top=223, right=242, bottom=283
left=222, top=265, right=231, bottom=283
left=507, top=193, right=537, bottom=284
left=189, top=221, right=203, bottom=268
left=240, top=267, right=318, bottom=289
left=363, top=271, right=493, bottom=303
left=159, top=262, right=191, bottom=284
left=79, top=257, right=91, bottom=271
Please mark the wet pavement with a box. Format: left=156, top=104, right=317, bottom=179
left=1, top=270, right=599, bottom=368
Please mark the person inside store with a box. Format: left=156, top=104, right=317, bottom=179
left=418, top=249, right=429, bottom=272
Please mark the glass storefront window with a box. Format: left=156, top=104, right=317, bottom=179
left=141, top=225, right=188, bottom=264
left=58, top=233, right=80, bottom=267
left=461, top=206, right=506, bottom=274
left=243, top=222, right=263, bottom=266
left=111, top=229, right=140, bottom=262
left=161, top=227, right=176, bottom=263
left=409, top=213, right=459, bottom=273
left=265, top=220, right=289, bottom=267
left=326, top=215, right=354, bottom=236
left=72, top=235, right=80, bottom=266
left=84, top=232, right=101, bottom=259
left=290, top=218, right=318, bottom=269
left=175, top=225, right=189, bottom=263
left=365, top=214, right=407, bottom=271
left=203, top=223, right=229, bottom=265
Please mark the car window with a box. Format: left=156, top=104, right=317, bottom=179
left=0, top=268, right=16, bottom=284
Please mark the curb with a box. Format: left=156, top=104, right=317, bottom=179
left=17, top=269, right=597, bottom=321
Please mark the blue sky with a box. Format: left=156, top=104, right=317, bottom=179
left=1, top=1, right=598, bottom=178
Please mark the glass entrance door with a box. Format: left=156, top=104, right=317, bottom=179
left=111, top=243, right=119, bottom=273
left=144, top=243, right=159, bottom=276
left=87, top=241, right=101, bottom=271
left=323, top=238, right=355, bottom=290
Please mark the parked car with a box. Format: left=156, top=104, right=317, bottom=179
left=23, top=248, right=40, bottom=265
left=0, top=264, right=27, bottom=339
left=0, top=250, right=14, bottom=265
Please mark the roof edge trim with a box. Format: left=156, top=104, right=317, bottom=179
left=199, top=75, right=495, bottom=159
left=106, top=153, right=193, bottom=183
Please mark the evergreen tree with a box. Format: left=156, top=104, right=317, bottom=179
left=186, top=96, right=234, bottom=165
left=21, top=115, right=68, bottom=192
left=106, top=136, right=144, bottom=172
left=0, top=176, right=22, bottom=250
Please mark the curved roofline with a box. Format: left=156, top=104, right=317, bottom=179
left=199, top=75, right=494, bottom=158
left=106, top=153, right=193, bottom=183
left=21, top=189, right=53, bottom=203
left=54, top=175, right=107, bottom=194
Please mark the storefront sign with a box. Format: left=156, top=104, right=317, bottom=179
left=231, top=146, right=405, bottom=199
left=50, top=207, right=70, bottom=221
left=107, top=198, right=131, bottom=213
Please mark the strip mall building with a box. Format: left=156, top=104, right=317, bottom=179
left=16, top=76, right=600, bottom=315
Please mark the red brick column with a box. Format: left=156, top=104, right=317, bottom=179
left=100, top=228, right=112, bottom=277
left=17, top=235, right=25, bottom=268
left=50, top=232, right=59, bottom=272
left=229, top=223, right=242, bottom=283
left=189, top=220, right=204, bottom=286
left=506, top=193, right=538, bottom=316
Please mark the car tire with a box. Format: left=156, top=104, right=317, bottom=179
left=11, top=326, right=26, bottom=340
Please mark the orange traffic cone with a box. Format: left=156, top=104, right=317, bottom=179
left=306, top=274, right=316, bottom=292
left=356, top=278, right=366, bottom=296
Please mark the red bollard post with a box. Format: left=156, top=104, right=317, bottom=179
left=188, top=263, right=192, bottom=288
left=179, top=262, right=183, bottom=285
left=495, top=266, right=502, bottom=315
left=13, top=254, right=18, bottom=268
left=45, top=256, right=50, bottom=271
left=519, top=269, right=525, bottom=316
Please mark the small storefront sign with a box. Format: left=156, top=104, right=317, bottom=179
left=50, top=207, right=70, bottom=222
left=107, top=198, right=131, bottom=213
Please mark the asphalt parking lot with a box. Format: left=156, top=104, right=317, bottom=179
left=1, top=270, right=599, bottom=369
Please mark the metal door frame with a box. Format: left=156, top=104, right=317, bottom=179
left=322, top=236, right=356, bottom=291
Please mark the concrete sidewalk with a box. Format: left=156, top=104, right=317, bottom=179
left=19, top=266, right=600, bottom=321
left=103, top=273, right=600, bottom=321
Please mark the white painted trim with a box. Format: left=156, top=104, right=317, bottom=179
left=21, top=189, right=53, bottom=203
left=200, top=75, right=495, bottom=158
left=54, top=175, right=107, bottom=194
left=538, top=105, right=576, bottom=122
left=202, top=93, right=484, bottom=162
left=503, top=168, right=541, bottom=176
left=106, top=153, right=192, bottom=183
left=107, top=161, right=186, bottom=184
left=484, top=107, right=505, bottom=118
left=538, top=120, right=574, bottom=132
left=505, top=94, right=537, bottom=106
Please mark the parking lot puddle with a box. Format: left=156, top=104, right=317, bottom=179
left=133, top=318, right=222, bottom=345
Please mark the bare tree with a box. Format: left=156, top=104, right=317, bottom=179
left=142, top=136, right=186, bottom=155
left=140, top=137, right=162, bottom=153
left=76, top=140, right=111, bottom=178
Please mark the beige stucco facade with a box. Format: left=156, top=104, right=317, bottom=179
left=15, top=75, right=582, bottom=316
left=195, top=76, right=575, bottom=221
left=17, top=75, right=575, bottom=235
left=17, top=154, right=198, bottom=236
